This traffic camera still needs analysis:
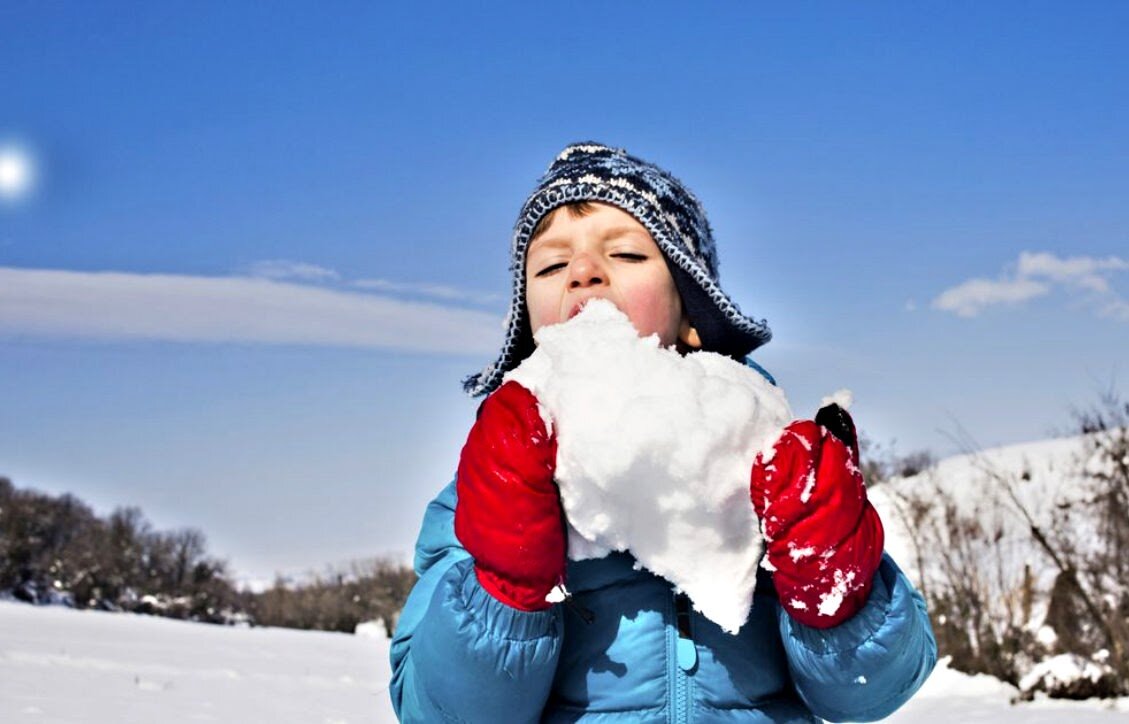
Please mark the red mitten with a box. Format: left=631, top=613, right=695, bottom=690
left=455, top=381, right=565, bottom=611
left=751, top=405, right=884, bottom=628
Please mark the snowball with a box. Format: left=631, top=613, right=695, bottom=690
left=505, top=300, right=793, bottom=633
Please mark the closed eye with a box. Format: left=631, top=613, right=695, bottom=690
left=612, top=253, right=648, bottom=262
left=534, top=262, right=567, bottom=277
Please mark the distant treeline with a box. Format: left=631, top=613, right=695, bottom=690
left=0, top=476, right=414, bottom=636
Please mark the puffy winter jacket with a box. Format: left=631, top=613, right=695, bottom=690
left=390, top=480, right=936, bottom=723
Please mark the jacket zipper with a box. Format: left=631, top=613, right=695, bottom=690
left=672, top=592, right=695, bottom=723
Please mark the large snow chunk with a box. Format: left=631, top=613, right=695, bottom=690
left=506, top=300, right=792, bottom=633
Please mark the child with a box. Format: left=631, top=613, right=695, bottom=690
left=390, top=143, right=936, bottom=723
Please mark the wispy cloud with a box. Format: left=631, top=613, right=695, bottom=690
left=0, top=267, right=503, bottom=355
left=352, top=278, right=503, bottom=306
left=1101, top=298, right=1129, bottom=322
left=247, top=259, right=340, bottom=282
left=931, top=251, right=1129, bottom=320
left=1015, top=252, right=1129, bottom=293
left=245, top=260, right=502, bottom=307
left=931, top=277, right=1050, bottom=317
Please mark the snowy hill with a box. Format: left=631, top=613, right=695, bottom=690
left=870, top=433, right=1089, bottom=593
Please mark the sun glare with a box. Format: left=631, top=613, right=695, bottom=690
left=0, top=143, right=38, bottom=203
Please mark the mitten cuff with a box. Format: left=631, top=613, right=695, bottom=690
left=460, top=561, right=560, bottom=636
left=474, top=565, right=557, bottom=612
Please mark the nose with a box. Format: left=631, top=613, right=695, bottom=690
left=567, top=254, right=606, bottom=289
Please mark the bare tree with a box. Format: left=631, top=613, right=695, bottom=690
left=877, top=392, right=1129, bottom=696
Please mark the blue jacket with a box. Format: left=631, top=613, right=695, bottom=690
left=390, top=481, right=936, bottom=723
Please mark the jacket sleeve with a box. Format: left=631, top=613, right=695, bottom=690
left=777, top=553, right=937, bottom=722
left=389, top=479, right=563, bottom=723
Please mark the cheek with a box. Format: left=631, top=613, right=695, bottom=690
left=524, top=282, right=556, bottom=334
left=622, top=280, right=682, bottom=342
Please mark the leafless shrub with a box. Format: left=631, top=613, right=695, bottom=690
left=873, top=392, right=1129, bottom=697
left=246, top=558, right=415, bottom=636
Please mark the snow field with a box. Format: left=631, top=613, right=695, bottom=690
left=881, top=655, right=1127, bottom=723
left=4, top=601, right=1126, bottom=722
left=0, top=601, right=395, bottom=724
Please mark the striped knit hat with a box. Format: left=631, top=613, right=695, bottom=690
left=463, top=142, right=772, bottom=396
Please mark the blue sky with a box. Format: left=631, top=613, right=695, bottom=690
left=2, top=2, right=1127, bottom=581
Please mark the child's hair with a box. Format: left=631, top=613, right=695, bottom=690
left=463, top=142, right=772, bottom=397
left=529, top=201, right=598, bottom=241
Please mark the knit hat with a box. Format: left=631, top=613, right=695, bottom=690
left=463, top=142, right=772, bottom=396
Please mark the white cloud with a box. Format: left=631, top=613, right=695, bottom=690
left=1100, top=298, right=1129, bottom=322
left=247, top=259, right=340, bottom=282
left=244, top=261, right=502, bottom=306
left=0, top=267, right=503, bottom=355
left=1015, top=251, right=1129, bottom=294
left=931, top=277, right=1050, bottom=318
left=932, top=251, right=1129, bottom=320
left=352, top=278, right=502, bottom=306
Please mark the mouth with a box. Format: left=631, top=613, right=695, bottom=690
left=568, top=298, right=602, bottom=320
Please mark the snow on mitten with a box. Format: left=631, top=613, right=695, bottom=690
left=455, top=381, right=565, bottom=611
left=750, top=404, right=884, bottom=628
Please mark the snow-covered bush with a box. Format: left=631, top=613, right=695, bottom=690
left=1017, top=653, right=1121, bottom=701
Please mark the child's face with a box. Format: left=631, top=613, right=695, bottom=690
left=525, top=202, right=695, bottom=348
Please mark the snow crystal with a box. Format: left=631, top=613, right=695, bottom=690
left=816, top=568, right=856, bottom=618
left=505, top=300, right=793, bottom=634
left=820, top=388, right=854, bottom=410
left=788, top=545, right=816, bottom=562
left=800, top=468, right=817, bottom=503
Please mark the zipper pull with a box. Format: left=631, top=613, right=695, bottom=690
left=674, top=592, right=698, bottom=673
left=676, top=638, right=698, bottom=673
left=564, top=594, right=596, bottom=624
left=549, top=583, right=595, bottom=624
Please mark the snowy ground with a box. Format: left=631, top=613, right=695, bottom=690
left=880, top=656, right=1127, bottom=723
left=3, top=601, right=1126, bottom=723
left=0, top=601, right=394, bottom=723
